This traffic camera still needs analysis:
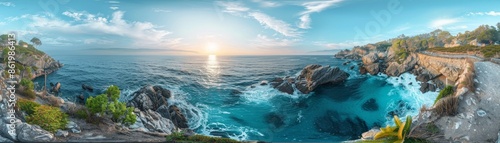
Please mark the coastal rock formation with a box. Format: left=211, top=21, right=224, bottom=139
left=16, top=123, right=54, bottom=142
left=385, top=53, right=418, bottom=76
left=272, top=65, right=350, bottom=94
left=15, top=53, right=62, bottom=79
left=127, top=85, right=189, bottom=132
left=294, top=65, right=350, bottom=94
left=127, top=85, right=171, bottom=111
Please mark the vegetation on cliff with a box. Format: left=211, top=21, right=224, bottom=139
left=17, top=98, right=69, bottom=133
left=85, top=85, right=137, bottom=125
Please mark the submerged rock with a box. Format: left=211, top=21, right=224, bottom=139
left=265, top=112, right=285, bottom=128
left=315, top=110, right=368, bottom=138
left=82, top=84, right=94, bottom=92
left=362, top=98, right=379, bottom=111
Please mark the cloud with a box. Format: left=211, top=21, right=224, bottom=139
left=0, top=22, right=5, bottom=26
left=110, top=7, right=119, bottom=10
left=468, top=11, right=500, bottom=16
left=5, top=14, right=30, bottom=21
left=253, top=34, right=298, bottom=48
left=0, top=2, right=15, bottom=7
left=216, top=1, right=249, bottom=16
left=27, top=11, right=180, bottom=48
left=153, top=8, right=171, bottom=13
left=430, top=18, right=459, bottom=29
left=252, top=0, right=280, bottom=7
left=249, top=12, right=300, bottom=37
left=83, top=39, right=114, bottom=45
left=298, top=0, right=342, bottom=29
left=108, top=1, right=120, bottom=4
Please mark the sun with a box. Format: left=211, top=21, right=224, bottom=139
left=206, top=42, right=218, bottom=54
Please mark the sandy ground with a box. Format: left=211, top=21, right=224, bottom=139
left=435, top=62, right=500, bottom=142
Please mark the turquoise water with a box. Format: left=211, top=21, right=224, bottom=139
left=34, top=55, right=437, bottom=142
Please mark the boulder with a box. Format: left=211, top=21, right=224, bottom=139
left=82, top=84, right=94, bottom=92
left=364, top=63, right=380, bottom=75
left=127, top=85, right=171, bottom=111
left=132, top=109, right=176, bottom=134
left=276, top=81, right=294, bottom=94
left=0, top=136, right=12, bottom=143
left=259, top=80, right=268, bottom=86
left=269, top=78, right=284, bottom=88
left=168, top=105, right=189, bottom=129
left=359, top=66, right=367, bottom=75
left=362, top=53, right=379, bottom=65
left=16, top=123, right=54, bottom=142
left=55, top=130, right=68, bottom=137
left=51, top=82, right=61, bottom=93
left=385, top=53, right=418, bottom=76
left=361, top=129, right=380, bottom=140
left=293, top=65, right=349, bottom=94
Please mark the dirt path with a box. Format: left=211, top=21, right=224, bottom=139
left=435, top=61, right=500, bottom=142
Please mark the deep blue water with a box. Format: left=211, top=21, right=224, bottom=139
left=34, top=55, right=437, bottom=142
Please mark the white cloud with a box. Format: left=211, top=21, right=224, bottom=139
left=153, top=8, right=171, bottom=13
left=430, top=18, right=459, bottom=29
left=298, top=0, right=342, bottom=29
left=28, top=11, right=180, bottom=48
left=84, top=39, right=114, bottom=45
left=0, top=2, right=15, bottom=7
left=468, top=11, right=500, bottom=16
left=108, top=1, right=120, bottom=4
left=216, top=1, right=249, bottom=16
left=6, top=14, right=31, bottom=22
left=110, top=7, right=119, bottom=10
left=0, top=22, right=5, bottom=26
left=249, top=12, right=300, bottom=37
left=252, top=0, right=280, bottom=7
left=253, top=34, right=297, bottom=48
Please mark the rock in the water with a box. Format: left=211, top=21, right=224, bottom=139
left=16, top=123, right=54, bottom=142
left=294, top=65, right=349, bottom=94
left=168, top=105, right=189, bottom=129
left=259, top=80, right=268, bottom=86
left=276, top=81, right=294, bottom=94
left=51, top=82, right=61, bottom=93
left=364, top=63, right=380, bottom=75
left=350, top=65, right=355, bottom=70
left=229, top=89, right=242, bottom=96
left=269, top=78, right=284, bottom=88
left=362, top=98, right=379, bottom=111
left=55, top=130, right=68, bottom=137
left=265, top=112, right=285, bottom=128
left=127, top=85, right=171, bottom=111
left=359, top=66, right=367, bottom=74
left=82, top=84, right=93, bottom=92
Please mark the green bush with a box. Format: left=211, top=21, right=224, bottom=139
left=106, top=85, right=120, bottom=101
left=86, top=94, right=108, bottom=115
left=75, top=108, right=89, bottom=119
left=85, top=85, right=136, bottom=125
left=20, top=78, right=34, bottom=90
left=26, top=105, right=68, bottom=133
left=17, top=98, right=40, bottom=115
left=434, top=85, right=454, bottom=105
left=166, top=132, right=240, bottom=143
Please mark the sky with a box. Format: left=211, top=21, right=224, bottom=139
left=0, top=0, right=499, bottom=55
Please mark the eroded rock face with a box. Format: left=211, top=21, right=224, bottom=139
left=168, top=105, right=189, bottom=129
left=131, top=109, right=176, bottom=134
left=385, top=53, right=418, bottom=76
left=364, top=63, right=380, bottom=75
left=362, top=53, right=379, bottom=65
left=127, top=85, right=171, bottom=111
left=294, top=65, right=350, bottom=94
left=16, top=123, right=54, bottom=142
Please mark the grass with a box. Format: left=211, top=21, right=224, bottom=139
left=434, top=85, right=454, bottom=105
left=166, top=132, right=241, bottom=143
left=16, top=98, right=41, bottom=115
left=433, top=96, right=459, bottom=116
left=428, top=45, right=500, bottom=58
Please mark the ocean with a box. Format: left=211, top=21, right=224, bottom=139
left=33, top=55, right=438, bottom=142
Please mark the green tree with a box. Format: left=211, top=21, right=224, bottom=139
left=20, top=78, right=34, bottom=90
left=86, top=94, right=108, bottom=115
left=106, top=85, right=120, bottom=101
left=30, top=37, right=42, bottom=48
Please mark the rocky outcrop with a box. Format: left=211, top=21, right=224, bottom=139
left=15, top=53, right=63, bottom=79
left=385, top=53, right=418, bottom=76
left=16, top=123, right=54, bottom=142
left=127, top=85, right=171, bottom=111
left=127, top=85, right=189, bottom=132
left=295, top=65, right=350, bottom=94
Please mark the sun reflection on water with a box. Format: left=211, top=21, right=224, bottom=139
left=205, top=55, right=220, bottom=86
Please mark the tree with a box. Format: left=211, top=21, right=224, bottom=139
left=86, top=94, right=108, bottom=115
left=30, top=37, right=42, bottom=48
left=106, top=85, right=120, bottom=101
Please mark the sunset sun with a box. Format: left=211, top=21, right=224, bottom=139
left=206, top=42, right=219, bottom=55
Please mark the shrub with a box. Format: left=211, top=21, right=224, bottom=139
left=106, top=85, right=120, bottom=101
left=20, top=78, right=34, bottom=90
left=166, top=132, right=240, bottom=143
left=26, top=105, right=69, bottom=133
left=75, top=108, right=89, bottom=119
left=17, top=98, right=40, bottom=115
left=86, top=94, right=108, bottom=115
left=434, top=85, right=454, bottom=105
left=123, top=107, right=136, bottom=126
